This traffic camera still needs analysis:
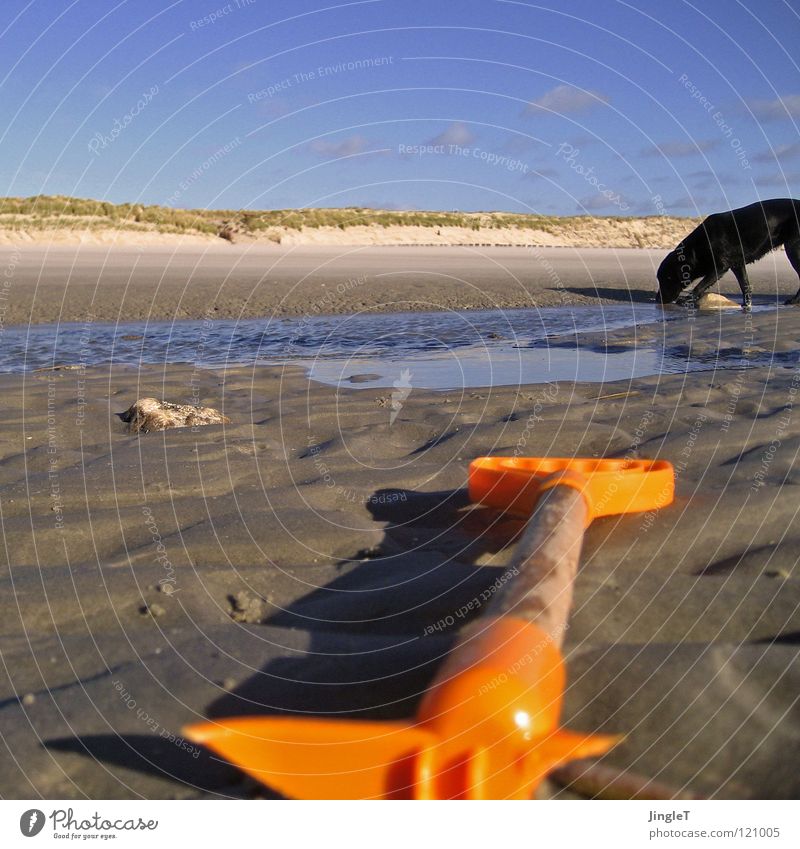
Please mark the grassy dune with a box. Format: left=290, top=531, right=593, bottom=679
left=0, top=195, right=698, bottom=247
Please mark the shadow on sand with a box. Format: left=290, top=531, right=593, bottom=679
left=47, top=488, right=522, bottom=795
left=557, top=285, right=656, bottom=304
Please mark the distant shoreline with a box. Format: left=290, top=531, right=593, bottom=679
left=0, top=221, right=688, bottom=249
left=0, top=195, right=697, bottom=249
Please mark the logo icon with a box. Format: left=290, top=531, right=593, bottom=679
left=20, top=809, right=46, bottom=837
left=390, top=368, right=413, bottom=425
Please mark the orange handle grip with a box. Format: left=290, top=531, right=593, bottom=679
left=469, top=456, right=674, bottom=520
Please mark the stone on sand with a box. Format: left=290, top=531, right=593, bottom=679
left=121, top=397, right=230, bottom=433
left=697, top=292, right=740, bottom=309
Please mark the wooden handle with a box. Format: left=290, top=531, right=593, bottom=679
left=486, top=482, right=587, bottom=648
left=430, top=479, right=588, bottom=685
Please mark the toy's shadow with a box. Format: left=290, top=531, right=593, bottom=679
left=44, top=487, right=521, bottom=795
left=207, top=487, right=522, bottom=721
left=45, top=734, right=272, bottom=797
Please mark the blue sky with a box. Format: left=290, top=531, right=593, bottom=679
left=1, top=0, right=799, bottom=216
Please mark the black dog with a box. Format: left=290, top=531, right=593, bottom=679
left=657, top=198, right=800, bottom=308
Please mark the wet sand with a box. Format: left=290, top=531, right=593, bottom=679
left=2, top=244, right=799, bottom=326
left=0, top=299, right=798, bottom=799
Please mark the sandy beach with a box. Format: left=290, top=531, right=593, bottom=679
left=0, top=246, right=798, bottom=799
left=3, top=244, right=800, bottom=326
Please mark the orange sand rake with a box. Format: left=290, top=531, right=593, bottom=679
left=184, top=455, right=674, bottom=799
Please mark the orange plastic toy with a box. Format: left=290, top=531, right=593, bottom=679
left=185, top=617, right=613, bottom=800
left=469, top=456, right=674, bottom=522
left=184, top=455, right=675, bottom=799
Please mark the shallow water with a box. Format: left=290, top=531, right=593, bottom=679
left=0, top=303, right=774, bottom=388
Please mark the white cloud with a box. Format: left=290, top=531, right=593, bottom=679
left=426, top=122, right=475, bottom=147
left=526, top=85, right=609, bottom=114
left=747, top=94, right=800, bottom=121
left=752, top=141, right=800, bottom=163
left=309, top=135, right=369, bottom=157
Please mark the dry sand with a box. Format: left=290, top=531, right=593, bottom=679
left=2, top=244, right=800, bottom=326
left=0, top=247, right=798, bottom=799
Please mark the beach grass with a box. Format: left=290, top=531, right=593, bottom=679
left=0, top=194, right=697, bottom=243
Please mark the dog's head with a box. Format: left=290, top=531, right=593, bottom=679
left=656, top=250, right=689, bottom=303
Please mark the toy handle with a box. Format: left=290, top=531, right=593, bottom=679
left=427, top=473, right=589, bottom=691
left=486, top=475, right=588, bottom=648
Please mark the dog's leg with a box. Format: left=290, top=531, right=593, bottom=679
left=784, top=239, right=800, bottom=304
left=731, top=265, right=752, bottom=310
left=690, top=270, right=724, bottom=302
